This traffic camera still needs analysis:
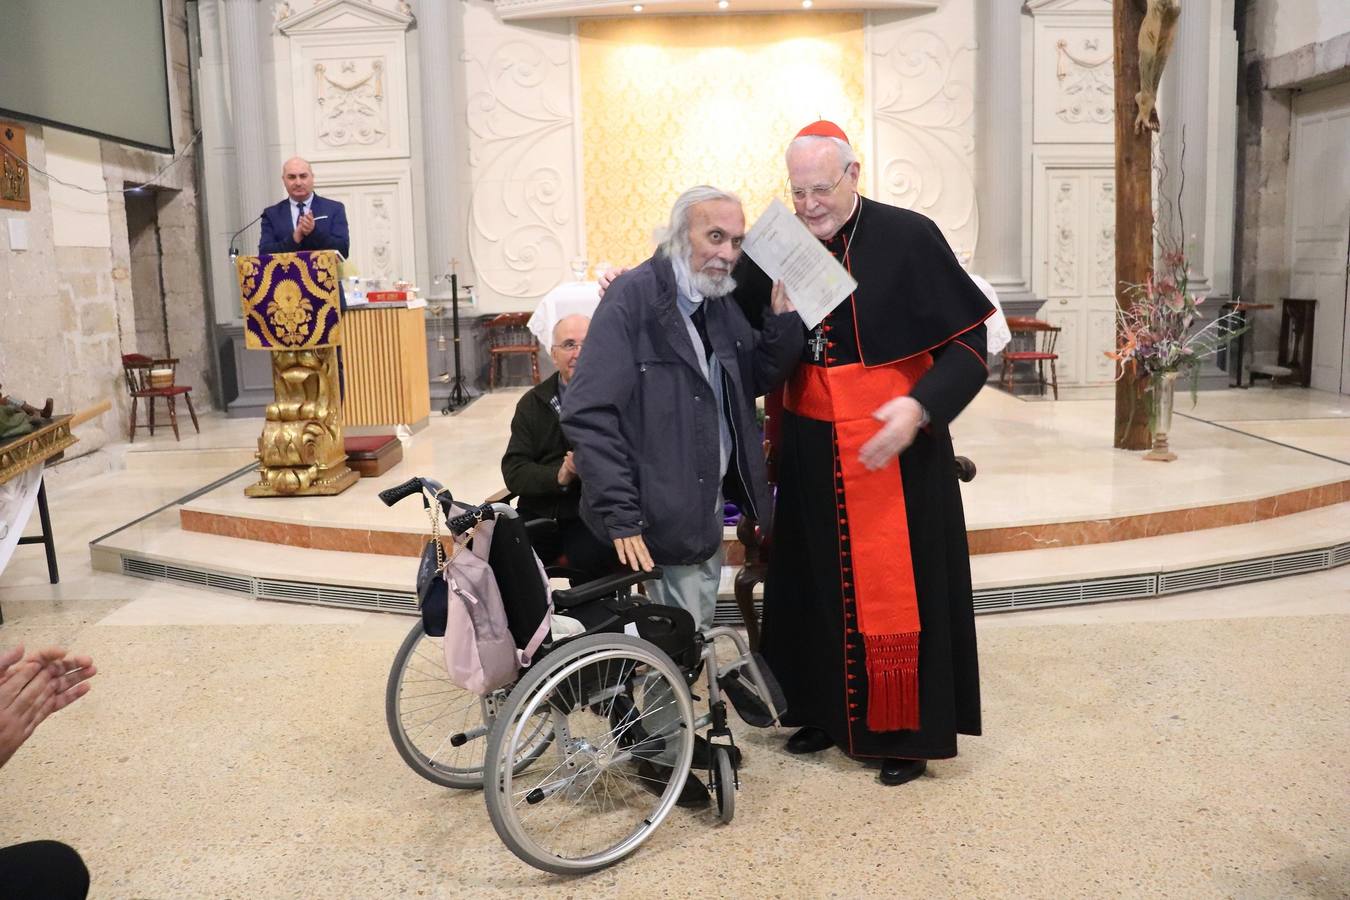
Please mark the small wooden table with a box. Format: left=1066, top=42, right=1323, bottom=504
left=0, top=415, right=77, bottom=622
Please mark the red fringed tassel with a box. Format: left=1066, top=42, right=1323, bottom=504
left=864, top=632, right=920, bottom=732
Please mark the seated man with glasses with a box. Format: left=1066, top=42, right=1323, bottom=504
left=501, top=314, right=617, bottom=581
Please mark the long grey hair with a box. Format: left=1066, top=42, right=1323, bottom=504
left=657, top=184, right=742, bottom=261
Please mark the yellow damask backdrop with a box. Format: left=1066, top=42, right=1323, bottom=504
left=578, top=14, right=866, bottom=269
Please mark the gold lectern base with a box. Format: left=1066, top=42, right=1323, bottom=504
left=245, top=464, right=360, bottom=497
left=245, top=344, right=360, bottom=498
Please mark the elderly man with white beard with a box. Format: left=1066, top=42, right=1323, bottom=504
left=562, top=184, right=802, bottom=632
left=562, top=185, right=802, bottom=806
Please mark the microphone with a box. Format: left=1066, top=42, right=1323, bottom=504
left=228, top=211, right=264, bottom=259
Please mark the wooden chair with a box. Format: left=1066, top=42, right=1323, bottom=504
left=1000, top=317, right=1061, bottom=400
left=121, top=354, right=200, bottom=441
left=483, top=313, right=540, bottom=389
left=1275, top=298, right=1316, bottom=387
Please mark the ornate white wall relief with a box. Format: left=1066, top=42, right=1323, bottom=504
left=462, top=2, right=579, bottom=305
left=870, top=14, right=978, bottom=260
left=315, top=58, right=388, bottom=147
left=279, top=1, right=412, bottom=162
left=1032, top=150, right=1116, bottom=385
left=273, top=3, right=416, bottom=284
left=1091, top=176, right=1115, bottom=293
left=1054, top=37, right=1113, bottom=126
left=1030, top=1, right=1114, bottom=144
left=317, top=174, right=416, bottom=284
left=365, top=194, right=395, bottom=280
left=1050, top=176, right=1078, bottom=295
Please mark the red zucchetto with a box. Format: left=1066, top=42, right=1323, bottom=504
left=794, top=120, right=850, bottom=144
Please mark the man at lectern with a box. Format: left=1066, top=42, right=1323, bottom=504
left=258, top=156, right=350, bottom=259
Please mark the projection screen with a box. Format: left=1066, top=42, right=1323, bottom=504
left=0, top=0, right=174, bottom=152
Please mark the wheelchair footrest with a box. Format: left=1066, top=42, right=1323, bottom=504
left=719, top=656, right=788, bottom=728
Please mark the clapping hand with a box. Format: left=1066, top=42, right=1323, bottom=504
left=0, top=644, right=97, bottom=769
left=293, top=210, right=316, bottom=243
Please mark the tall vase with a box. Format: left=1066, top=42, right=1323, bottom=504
left=1143, top=371, right=1179, bottom=462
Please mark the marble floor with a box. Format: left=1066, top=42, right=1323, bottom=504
left=1, top=385, right=1347, bottom=897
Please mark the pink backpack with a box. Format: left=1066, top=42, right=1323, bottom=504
left=440, top=516, right=552, bottom=696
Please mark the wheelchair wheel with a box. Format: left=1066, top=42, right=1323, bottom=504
left=385, top=621, right=551, bottom=789
left=483, top=633, right=696, bottom=875
left=709, top=745, right=736, bottom=824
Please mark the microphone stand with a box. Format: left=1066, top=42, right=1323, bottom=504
left=445, top=271, right=471, bottom=412
left=433, top=261, right=472, bottom=414
left=228, top=211, right=264, bottom=258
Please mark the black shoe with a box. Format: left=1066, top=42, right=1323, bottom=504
left=635, top=760, right=710, bottom=808
left=692, top=735, right=743, bottom=769
left=879, top=758, right=926, bottom=786
left=609, top=694, right=666, bottom=761
left=785, top=726, right=834, bottom=755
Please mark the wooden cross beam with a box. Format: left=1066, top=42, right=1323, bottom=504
left=1113, top=0, right=1154, bottom=450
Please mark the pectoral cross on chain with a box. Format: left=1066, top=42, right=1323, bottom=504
left=807, top=326, right=827, bottom=362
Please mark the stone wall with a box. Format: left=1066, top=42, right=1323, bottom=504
left=1234, top=0, right=1350, bottom=360
left=0, top=132, right=124, bottom=454
left=0, top=0, right=210, bottom=464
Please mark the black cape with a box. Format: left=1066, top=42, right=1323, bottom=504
left=751, top=197, right=993, bottom=759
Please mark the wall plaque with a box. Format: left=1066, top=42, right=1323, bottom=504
left=1, top=123, right=31, bottom=212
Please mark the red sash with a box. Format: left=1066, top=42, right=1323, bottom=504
left=783, top=356, right=931, bottom=732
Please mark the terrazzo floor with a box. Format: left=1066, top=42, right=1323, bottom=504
left=1, top=572, right=1345, bottom=898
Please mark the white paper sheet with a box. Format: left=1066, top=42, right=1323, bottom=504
left=741, top=198, right=857, bottom=330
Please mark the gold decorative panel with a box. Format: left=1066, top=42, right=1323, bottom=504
left=1, top=122, right=31, bottom=212
left=579, top=14, right=866, bottom=269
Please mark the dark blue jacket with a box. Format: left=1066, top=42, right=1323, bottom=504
left=258, top=194, right=350, bottom=258
left=561, top=254, right=804, bottom=565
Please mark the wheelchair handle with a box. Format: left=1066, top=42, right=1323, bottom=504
left=379, top=477, right=426, bottom=507
left=446, top=501, right=518, bottom=536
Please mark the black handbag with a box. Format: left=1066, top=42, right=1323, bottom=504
left=414, top=479, right=460, bottom=637
left=416, top=537, right=449, bottom=637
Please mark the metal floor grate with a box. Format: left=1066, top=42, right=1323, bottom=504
left=116, top=539, right=1349, bottom=621
left=121, top=555, right=417, bottom=615
left=1157, top=549, right=1332, bottom=595
left=973, top=575, right=1157, bottom=613
left=975, top=543, right=1347, bottom=614
left=122, top=557, right=255, bottom=595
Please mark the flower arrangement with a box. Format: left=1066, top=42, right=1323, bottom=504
left=1108, top=134, right=1248, bottom=390
left=1107, top=246, right=1248, bottom=386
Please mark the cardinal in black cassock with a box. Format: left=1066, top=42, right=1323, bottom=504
left=738, top=121, right=993, bottom=786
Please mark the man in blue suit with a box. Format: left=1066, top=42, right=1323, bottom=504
left=258, top=156, right=350, bottom=258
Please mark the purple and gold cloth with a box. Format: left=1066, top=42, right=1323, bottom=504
left=237, top=251, right=342, bottom=350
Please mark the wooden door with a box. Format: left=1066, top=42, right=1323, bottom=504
left=1040, top=166, right=1117, bottom=385
left=1289, top=80, right=1350, bottom=394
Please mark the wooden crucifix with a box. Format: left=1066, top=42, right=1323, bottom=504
left=1112, top=0, right=1180, bottom=449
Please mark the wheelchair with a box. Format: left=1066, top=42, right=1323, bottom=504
left=380, top=476, right=786, bottom=875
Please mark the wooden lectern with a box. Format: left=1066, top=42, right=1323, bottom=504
left=236, top=250, right=359, bottom=497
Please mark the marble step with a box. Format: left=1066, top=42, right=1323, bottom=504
left=92, top=503, right=1349, bottom=620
